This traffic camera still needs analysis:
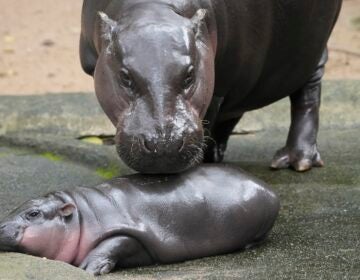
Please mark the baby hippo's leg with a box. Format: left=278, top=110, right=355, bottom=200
left=79, top=236, right=153, bottom=275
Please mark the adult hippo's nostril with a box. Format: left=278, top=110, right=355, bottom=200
left=142, top=137, right=156, bottom=153
left=142, top=137, right=184, bottom=154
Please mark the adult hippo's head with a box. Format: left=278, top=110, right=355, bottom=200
left=93, top=6, right=216, bottom=174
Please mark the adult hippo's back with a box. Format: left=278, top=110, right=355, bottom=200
left=80, top=0, right=342, bottom=173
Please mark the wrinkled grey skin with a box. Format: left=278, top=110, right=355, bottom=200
left=80, top=0, right=342, bottom=174
left=0, top=165, right=279, bottom=275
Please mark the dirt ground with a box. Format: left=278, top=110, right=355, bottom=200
left=0, top=0, right=359, bottom=95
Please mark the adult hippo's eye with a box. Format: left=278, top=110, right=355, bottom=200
left=119, top=69, right=134, bottom=89
left=25, top=210, right=42, bottom=221
left=183, top=65, right=195, bottom=90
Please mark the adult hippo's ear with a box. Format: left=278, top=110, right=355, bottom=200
left=191, top=9, right=207, bottom=39
left=59, top=203, right=76, bottom=218
left=95, top=11, right=117, bottom=52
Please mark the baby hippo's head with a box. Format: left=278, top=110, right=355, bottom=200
left=0, top=194, right=79, bottom=264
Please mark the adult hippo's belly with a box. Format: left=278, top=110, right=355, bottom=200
left=80, top=0, right=343, bottom=173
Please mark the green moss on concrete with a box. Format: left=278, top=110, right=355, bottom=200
left=41, top=152, right=62, bottom=162
left=351, top=16, right=360, bottom=30
left=0, top=152, right=8, bottom=158
left=96, top=165, right=121, bottom=179
left=80, top=136, right=103, bottom=145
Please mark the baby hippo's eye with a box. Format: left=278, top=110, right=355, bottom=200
left=25, top=210, right=42, bottom=221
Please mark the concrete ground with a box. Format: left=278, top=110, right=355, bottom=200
left=0, top=80, right=359, bottom=279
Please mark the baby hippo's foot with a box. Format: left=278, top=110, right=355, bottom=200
left=79, top=236, right=150, bottom=275
left=80, top=255, right=116, bottom=275
left=271, top=144, right=324, bottom=172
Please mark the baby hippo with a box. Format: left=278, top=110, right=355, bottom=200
left=0, top=165, right=279, bottom=275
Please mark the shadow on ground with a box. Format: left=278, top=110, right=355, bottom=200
left=0, top=81, right=359, bottom=279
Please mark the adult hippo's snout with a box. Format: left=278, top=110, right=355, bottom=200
left=116, top=114, right=205, bottom=174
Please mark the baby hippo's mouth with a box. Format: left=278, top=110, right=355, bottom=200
left=0, top=222, right=22, bottom=252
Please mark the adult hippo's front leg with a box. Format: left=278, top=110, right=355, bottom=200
left=203, top=116, right=242, bottom=163
left=271, top=50, right=328, bottom=172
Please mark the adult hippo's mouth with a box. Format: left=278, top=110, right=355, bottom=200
left=115, top=126, right=205, bottom=174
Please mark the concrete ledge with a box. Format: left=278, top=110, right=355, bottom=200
left=0, top=81, right=359, bottom=137
left=0, top=253, right=94, bottom=280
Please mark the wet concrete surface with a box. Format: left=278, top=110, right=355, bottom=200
left=0, top=80, right=359, bottom=279
left=0, top=253, right=94, bottom=280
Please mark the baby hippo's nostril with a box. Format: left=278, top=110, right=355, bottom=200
left=0, top=224, right=7, bottom=239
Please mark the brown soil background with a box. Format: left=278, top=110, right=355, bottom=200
left=0, top=0, right=359, bottom=95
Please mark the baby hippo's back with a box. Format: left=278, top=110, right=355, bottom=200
left=74, top=164, right=280, bottom=264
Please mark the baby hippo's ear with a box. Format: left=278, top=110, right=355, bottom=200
left=59, top=203, right=76, bottom=217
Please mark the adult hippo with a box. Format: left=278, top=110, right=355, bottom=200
left=80, top=0, right=342, bottom=173
left=0, top=165, right=279, bottom=275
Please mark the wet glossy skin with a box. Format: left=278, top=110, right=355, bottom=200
left=80, top=0, right=342, bottom=174
left=0, top=165, right=279, bottom=275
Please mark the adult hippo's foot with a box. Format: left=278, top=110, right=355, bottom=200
left=271, top=50, right=327, bottom=172
left=271, top=145, right=324, bottom=172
